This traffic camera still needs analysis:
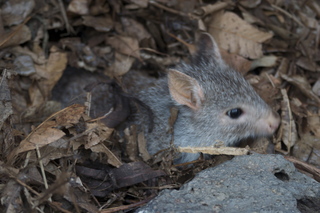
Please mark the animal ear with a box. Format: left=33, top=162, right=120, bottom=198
left=193, top=33, right=223, bottom=64
left=168, top=69, right=204, bottom=110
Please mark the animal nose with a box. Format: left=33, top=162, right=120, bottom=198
left=267, top=111, right=280, bottom=134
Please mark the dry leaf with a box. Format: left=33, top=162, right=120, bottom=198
left=0, top=25, right=31, bottom=49
left=281, top=74, right=320, bottom=104
left=9, top=104, right=85, bottom=158
left=121, top=17, right=152, bottom=42
left=13, top=55, right=36, bottom=76
left=296, top=57, right=320, bottom=72
left=90, top=143, right=122, bottom=168
left=27, top=46, right=67, bottom=112
left=307, top=113, right=320, bottom=138
left=251, top=55, right=278, bottom=70
left=0, top=74, right=13, bottom=129
left=34, top=46, right=67, bottom=91
left=312, top=79, right=320, bottom=96
left=84, top=123, right=113, bottom=149
left=298, top=11, right=318, bottom=29
left=124, top=126, right=139, bottom=162
left=277, top=89, right=298, bottom=153
left=208, top=11, right=273, bottom=59
left=193, top=2, right=229, bottom=17
left=137, top=132, right=151, bottom=161
left=130, top=0, right=148, bottom=8
left=1, top=0, right=34, bottom=26
left=67, top=0, right=89, bottom=15
left=106, top=36, right=140, bottom=59
left=82, top=15, right=113, bottom=32
left=108, top=52, right=135, bottom=76
left=15, top=126, right=66, bottom=155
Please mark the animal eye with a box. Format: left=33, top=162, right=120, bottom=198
left=226, top=108, right=243, bottom=119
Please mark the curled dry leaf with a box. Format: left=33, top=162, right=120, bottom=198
left=281, top=74, right=320, bottom=104
left=107, top=52, right=135, bottom=76
left=296, top=57, right=320, bottom=72
left=82, top=15, right=114, bottom=32
left=312, top=79, right=320, bottom=96
left=106, top=36, right=140, bottom=59
left=8, top=104, right=85, bottom=161
left=277, top=89, right=298, bottom=153
left=208, top=11, right=273, bottom=59
left=193, top=1, right=230, bottom=17
left=239, top=0, right=261, bottom=8
left=124, top=126, right=139, bottom=162
left=84, top=122, right=113, bottom=149
left=137, top=132, right=151, bottom=161
left=13, top=55, right=36, bottom=76
left=307, top=112, right=320, bottom=138
left=29, top=46, right=67, bottom=111
left=67, top=0, right=89, bottom=15
left=0, top=25, right=31, bottom=49
left=250, top=55, right=278, bottom=70
left=121, top=17, right=152, bottom=42
left=0, top=73, right=13, bottom=129
left=292, top=131, right=320, bottom=166
left=90, top=143, right=122, bottom=168
left=1, top=0, right=34, bottom=26
left=298, top=11, right=318, bottom=29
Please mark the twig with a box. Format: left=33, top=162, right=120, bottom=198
left=149, top=1, right=199, bottom=20
left=100, top=195, right=156, bottom=213
left=285, top=156, right=320, bottom=182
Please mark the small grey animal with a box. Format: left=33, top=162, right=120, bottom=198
left=133, top=33, right=280, bottom=163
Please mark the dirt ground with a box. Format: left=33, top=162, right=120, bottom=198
left=0, top=0, right=320, bottom=212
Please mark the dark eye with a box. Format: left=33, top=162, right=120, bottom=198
left=226, top=108, right=243, bottom=119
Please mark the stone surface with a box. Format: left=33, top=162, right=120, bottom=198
left=138, top=154, right=320, bottom=213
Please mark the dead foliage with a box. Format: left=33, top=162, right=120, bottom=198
left=0, top=0, right=320, bottom=212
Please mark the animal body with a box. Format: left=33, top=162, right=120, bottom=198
left=52, top=33, right=280, bottom=163
left=134, top=33, right=280, bottom=163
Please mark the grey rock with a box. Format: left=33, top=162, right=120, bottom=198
left=138, top=154, right=320, bottom=213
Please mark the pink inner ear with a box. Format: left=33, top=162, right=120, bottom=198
left=168, top=69, right=204, bottom=110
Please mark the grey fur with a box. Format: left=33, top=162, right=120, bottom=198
left=133, top=34, right=279, bottom=163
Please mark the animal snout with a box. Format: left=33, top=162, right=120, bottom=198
left=266, top=111, right=280, bottom=134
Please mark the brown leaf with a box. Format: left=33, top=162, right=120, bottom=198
left=9, top=104, right=85, bottom=159
left=296, top=57, right=320, bottom=72
left=90, top=143, right=122, bottom=168
left=106, top=36, right=140, bottom=59
left=124, top=126, right=139, bottom=162
left=281, top=74, right=320, bottom=104
left=276, top=89, right=298, bottom=153
left=82, top=15, right=113, bottom=32
left=208, top=11, right=273, bottom=59
left=55, top=104, right=86, bottom=127
left=121, top=17, right=152, bottom=42
left=137, top=132, right=151, bottom=161
left=0, top=25, right=31, bottom=49
left=107, top=52, right=135, bottom=76
left=84, top=123, right=113, bottom=148
left=251, top=56, right=278, bottom=70
left=15, top=126, right=66, bottom=155
left=0, top=73, right=13, bottom=129
left=67, top=0, right=89, bottom=15
left=1, top=0, right=34, bottom=26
